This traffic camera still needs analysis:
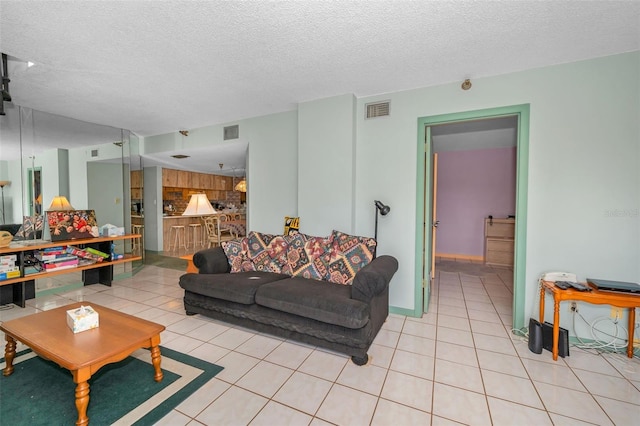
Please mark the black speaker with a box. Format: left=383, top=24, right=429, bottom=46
left=528, top=318, right=543, bottom=354
left=542, top=322, right=570, bottom=358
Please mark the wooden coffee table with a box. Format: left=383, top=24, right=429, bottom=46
left=0, top=302, right=165, bottom=426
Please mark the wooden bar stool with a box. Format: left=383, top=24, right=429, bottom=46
left=169, top=225, right=187, bottom=251
left=188, top=223, right=202, bottom=250
left=132, top=224, right=144, bottom=251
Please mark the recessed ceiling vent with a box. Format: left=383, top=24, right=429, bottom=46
left=365, top=101, right=390, bottom=119
left=224, top=124, right=239, bottom=140
left=91, top=149, right=99, bottom=157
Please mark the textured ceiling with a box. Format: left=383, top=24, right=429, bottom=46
left=1, top=1, right=639, bottom=157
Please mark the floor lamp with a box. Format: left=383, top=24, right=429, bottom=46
left=0, top=180, right=9, bottom=225
left=374, top=200, right=390, bottom=257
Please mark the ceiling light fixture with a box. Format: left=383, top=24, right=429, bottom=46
left=461, top=79, right=472, bottom=90
left=234, top=178, right=247, bottom=192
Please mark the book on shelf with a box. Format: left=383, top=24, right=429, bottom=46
left=24, top=264, right=44, bottom=275
left=44, top=259, right=79, bottom=270
left=66, top=246, right=104, bottom=263
left=43, top=254, right=77, bottom=264
left=36, top=252, right=76, bottom=262
left=86, top=247, right=110, bottom=259
left=0, top=270, right=21, bottom=280
left=43, top=263, right=78, bottom=271
left=77, top=258, right=97, bottom=267
left=42, top=246, right=66, bottom=252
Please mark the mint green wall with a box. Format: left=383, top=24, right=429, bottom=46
left=242, top=111, right=298, bottom=234
left=1, top=160, right=22, bottom=223
left=143, top=166, right=163, bottom=251
left=87, top=162, right=125, bottom=227
left=68, top=142, right=124, bottom=210
left=142, top=110, right=298, bottom=235
left=298, top=94, right=357, bottom=236
left=356, top=52, right=639, bottom=328
left=30, top=149, right=60, bottom=211
left=136, top=52, right=638, bottom=335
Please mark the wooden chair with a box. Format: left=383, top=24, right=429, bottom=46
left=217, top=214, right=236, bottom=239
left=202, top=215, right=236, bottom=248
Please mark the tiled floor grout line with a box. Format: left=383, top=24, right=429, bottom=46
left=4, top=263, right=639, bottom=425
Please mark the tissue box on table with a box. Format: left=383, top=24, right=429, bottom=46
left=66, top=305, right=99, bottom=333
left=100, top=224, right=125, bottom=237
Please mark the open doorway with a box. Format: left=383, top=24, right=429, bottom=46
left=432, top=116, right=517, bottom=264
left=416, top=104, right=530, bottom=330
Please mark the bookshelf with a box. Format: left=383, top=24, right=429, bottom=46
left=0, top=234, right=142, bottom=307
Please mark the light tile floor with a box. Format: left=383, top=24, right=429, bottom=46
left=1, top=260, right=639, bottom=425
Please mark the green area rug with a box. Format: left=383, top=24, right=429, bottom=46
left=0, top=346, right=223, bottom=425
left=144, top=251, right=189, bottom=271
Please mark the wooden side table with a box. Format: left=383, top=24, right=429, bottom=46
left=539, top=280, right=639, bottom=360
left=180, top=254, right=197, bottom=273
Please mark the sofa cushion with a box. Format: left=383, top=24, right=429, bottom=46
left=285, top=234, right=332, bottom=281
left=323, top=230, right=377, bottom=285
left=245, top=231, right=291, bottom=273
left=179, top=271, right=290, bottom=305
left=222, top=238, right=256, bottom=272
left=255, top=277, right=370, bottom=329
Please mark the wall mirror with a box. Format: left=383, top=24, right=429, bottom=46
left=0, top=102, right=143, bottom=274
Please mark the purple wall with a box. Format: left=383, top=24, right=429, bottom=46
left=435, top=147, right=516, bottom=257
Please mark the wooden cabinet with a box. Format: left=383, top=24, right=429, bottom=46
left=484, top=218, right=515, bottom=267
left=176, top=170, right=192, bottom=188
left=196, top=173, right=212, bottom=189
left=162, top=169, right=178, bottom=187
left=161, top=168, right=238, bottom=204
left=130, top=170, right=143, bottom=201
left=130, top=170, right=142, bottom=188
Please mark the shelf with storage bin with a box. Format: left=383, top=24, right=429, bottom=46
left=0, top=235, right=142, bottom=307
left=484, top=218, right=515, bottom=266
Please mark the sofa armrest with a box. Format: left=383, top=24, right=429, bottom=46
left=193, top=246, right=231, bottom=274
left=351, top=255, right=398, bottom=302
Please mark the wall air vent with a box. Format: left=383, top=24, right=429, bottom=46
left=365, top=101, right=390, bottom=119
left=91, top=149, right=99, bottom=157
left=224, top=124, right=239, bottom=140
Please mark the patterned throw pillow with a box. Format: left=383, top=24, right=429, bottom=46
left=324, top=230, right=377, bottom=285
left=221, top=238, right=254, bottom=272
left=245, top=231, right=291, bottom=273
left=285, top=233, right=332, bottom=281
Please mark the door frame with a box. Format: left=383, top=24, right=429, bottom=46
left=415, top=104, right=530, bottom=329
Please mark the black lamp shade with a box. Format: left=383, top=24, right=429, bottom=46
left=375, top=200, right=390, bottom=215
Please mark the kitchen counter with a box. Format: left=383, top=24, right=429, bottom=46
left=161, top=215, right=206, bottom=251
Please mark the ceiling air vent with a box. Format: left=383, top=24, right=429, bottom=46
left=366, top=101, right=390, bottom=119
left=224, top=124, right=239, bottom=140
left=91, top=149, right=99, bottom=157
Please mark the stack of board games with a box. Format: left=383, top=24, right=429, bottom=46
left=0, top=254, right=20, bottom=281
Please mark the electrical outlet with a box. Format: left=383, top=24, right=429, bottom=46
left=569, top=302, right=578, bottom=312
left=610, top=306, right=624, bottom=319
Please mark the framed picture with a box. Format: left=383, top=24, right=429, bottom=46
left=46, top=210, right=99, bottom=242
left=13, top=215, right=44, bottom=240
left=284, top=216, right=299, bottom=236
